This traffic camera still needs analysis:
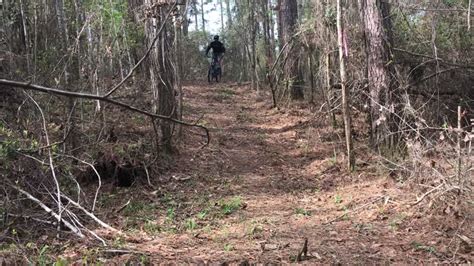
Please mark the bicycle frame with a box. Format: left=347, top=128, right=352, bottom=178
left=208, top=53, right=222, bottom=83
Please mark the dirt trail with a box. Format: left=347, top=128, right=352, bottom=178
left=107, top=83, right=471, bottom=264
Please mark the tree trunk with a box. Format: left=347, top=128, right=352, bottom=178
left=182, top=2, right=189, bottom=37
left=175, top=3, right=184, bottom=133
left=337, top=0, right=355, bottom=170
left=249, top=0, right=258, bottom=91
left=262, top=0, right=273, bottom=77
left=225, top=0, right=233, bottom=28
left=145, top=2, right=176, bottom=153
left=55, top=0, right=78, bottom=153
left=269, top=0, right=276, bottom=59
left=200, top=0, right=206, bottom=35
left=325, top=52, right=337, bottom=128
left=360, top=0, right=396, bottom=149
left=19, top=0, right=31, bottom=72
left=192, top=0, right=199, bottom=32
left=281, top=0, right=303, bottom=100
left=276, top=0, right=284, bottom=51
left=219, top=0, right=225, bottom=34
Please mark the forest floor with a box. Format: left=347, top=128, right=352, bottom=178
left=3, top=82, right=472, bottom=264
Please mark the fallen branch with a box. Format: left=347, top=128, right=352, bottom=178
left=323, top=195, right=386, bottom=225
left=115, top=199, right=132, bottom=214
left=406, top=67, right=461, bottom=88
left=7, top=213, right=57, bottom=226
left=0, top=79, right=210, bottom=146
left=11, top=186, right=84, bottom=238
left=25, top=92, right=62, bottom=237
left=143, top=163, right=153, bottom=188
left=60, top=206, right=108, bottom=246
left=101, top=249, right=148, bottom=256
left=399, top=6, right=470, bottom=13
left=227, top=82, right=251, bottom=87
left=62, top=155, right=102, bottom=212
left=411, top=183, right=444, bottom=206
left=394, top=48, right=474, bottom=70
left=60, top=194, right=119, bottom=232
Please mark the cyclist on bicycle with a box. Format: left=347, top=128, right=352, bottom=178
left=205, top=35, right=226, bottom=64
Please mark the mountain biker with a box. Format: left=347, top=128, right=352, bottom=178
left=205, top=35, right=226, bottom=64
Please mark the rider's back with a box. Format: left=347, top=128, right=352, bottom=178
left=209, top=40, right=225, bottom=54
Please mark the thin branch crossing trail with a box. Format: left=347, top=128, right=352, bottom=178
left=101, top=83, right=457, bottom=264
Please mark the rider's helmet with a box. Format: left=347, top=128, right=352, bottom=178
left=214, top=35, right=219, bottom=41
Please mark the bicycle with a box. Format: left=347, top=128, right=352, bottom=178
left=208, top=54, right=222, bottom=83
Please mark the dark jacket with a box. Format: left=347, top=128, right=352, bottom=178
left=206, top=40, right=226, bottom=55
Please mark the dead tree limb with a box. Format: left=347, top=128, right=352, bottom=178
left=60, top=194, right=119, bottom=232
left=24, top=92, right=63, bottom=237
left=323, top=195, right=386, bottom=225
left=0, top=79, right=210, bottom=146
left=62, top=155, right=102, bottom=212
left=406, top=67, right=461, bottom=88
left=394, top=48, right=474, bottom=69
left=6, top=213, right=57, bottom=226
left=411, top=183, right=444, bottom=206
left=11, top=186, right=85, bottom=238
left=399, top=6, right=471, bottom=13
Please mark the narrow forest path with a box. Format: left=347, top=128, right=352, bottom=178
left=103, top=83, right=467, bottom=264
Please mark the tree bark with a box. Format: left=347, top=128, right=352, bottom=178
left=325, top=53, right=337, bottom=128
left=249, top=0, right=258, bottom=91
left=281, top=0, right=303, bottom=100
left=182, top=1, right=189, bottom=37
left=225, top=0, right=233, bottom=28
left=200, top=0, right=206, bottom=35
left=276, top=0, right=284, bottom=51
left=175, top=3, right=184, bottom=132
left=262, top=0, right=273, bottom=77
left=19, top=0, right=31, bottom=72
left=220, top=0, right=225, bottom=34
left=192, top=0, right=199, bottom=32
left=360, top=0, right=396, bottom=149
left=337, top=0, right=355, bottom=170
left=145, top=2, right=177, bottom=153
